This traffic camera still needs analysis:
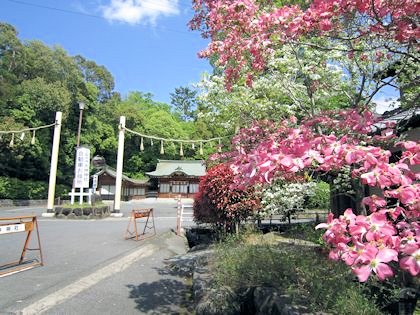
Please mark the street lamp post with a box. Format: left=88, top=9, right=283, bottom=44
left=76, top=102, right=85, bottom=147
left=71, top=102, right=86, bottom=205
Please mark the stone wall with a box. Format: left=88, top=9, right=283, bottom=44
left=0, top=199, right=47, bottom=207
left=54, top=205, right=111, bottom=219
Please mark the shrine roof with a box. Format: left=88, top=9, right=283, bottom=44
left=146, top=160, right=206, bottom=177
left=94, top=166, right=149, bottom=185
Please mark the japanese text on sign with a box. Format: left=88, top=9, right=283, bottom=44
left=92, top=174, right=98, bottom=190
left=74, top=147, right=90, bottom=188
left=0, top=223, right=25, bottom=235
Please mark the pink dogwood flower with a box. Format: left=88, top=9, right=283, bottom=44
left=365, top=213, right=397, bottom=241
left=399, top=244, right=420, bottom=276
left=385, top=185, right=419, bottom=205
left=222, top=110, right=419, bottom=283
left=352, top=247, right=398, bottom=282
left=360, top=166, right=393, bottom=188
left=362, top=195, right=387, bottom=213
left=387, top=206, right=404, bottom=220
left=342, top=242, right=373, bottom=266
left=316, top=213, right=350, bottom=245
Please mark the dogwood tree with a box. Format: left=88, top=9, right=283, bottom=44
left=191, top=0, right=419, bottom=109
left=190, top=0, right=419, bottom=282
left=259, top=178, right=315, bottom=222
left=190, top=0, right=419, bottom=283
left=196, top=43, right=351, bottom=130
left=228, top=109, right=419, bottom=281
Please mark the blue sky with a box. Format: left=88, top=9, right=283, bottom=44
left=0, top=0, right=212, bottom=104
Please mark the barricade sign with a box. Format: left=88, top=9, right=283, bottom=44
left=0, top=215, right=44, bottom=277
left=125, top=208, right=156, bottom=241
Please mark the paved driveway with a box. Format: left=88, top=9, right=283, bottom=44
left=0, top=199, right=194, bottom=314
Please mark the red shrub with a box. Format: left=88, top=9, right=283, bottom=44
left=193, top=163, right=260, bottom=225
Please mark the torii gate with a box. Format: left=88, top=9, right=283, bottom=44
left=112, top=115, right=228, bottom=215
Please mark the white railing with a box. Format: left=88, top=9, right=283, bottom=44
left=176, top=202, right=194, bottom=235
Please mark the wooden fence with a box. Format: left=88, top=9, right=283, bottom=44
left=254, top=209, right=329, bottom=228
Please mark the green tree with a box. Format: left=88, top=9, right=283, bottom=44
left=74, top=55, right=115, bottom=102
left=0, top=22, right=226, bottom=190
left=195, top=42, right=351, bottom=132
left=0, top=22, right=119, bottom=186
left=170, top=86, right=198, bottom=121
left=114, top=91, right=205, bottom=177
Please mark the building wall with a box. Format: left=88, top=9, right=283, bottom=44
left=97, top=174, right=116, bottom=200
left=157, top=177, right=200, bottom=198
left=123, top=184, right=147, bottom=200
left=97, top=173, right=202, bottom=199
left=97, top=174, right=147, bottom=200
left=158, top=192, right=198, bottom=199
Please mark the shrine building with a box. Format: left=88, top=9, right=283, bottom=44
left=146, top=160, right=206, bottom=198
left=94, top=166, right=149, bottom=200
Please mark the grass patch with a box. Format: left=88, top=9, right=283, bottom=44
left=211, top=231, right=385, bottom=314
left=281, top=222, right=325, bottom=245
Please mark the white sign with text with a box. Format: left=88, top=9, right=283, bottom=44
left=74, top=147, right=90, bottom=188
left=0, top=223, right=25, bottom=235
left=92, top=174, right=98, bottom=190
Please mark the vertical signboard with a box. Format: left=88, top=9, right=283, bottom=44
left=92, top=174, right=98, bottom=191
left=74, top=147, right=90, bottom=188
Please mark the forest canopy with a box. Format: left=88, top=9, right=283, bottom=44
left=0, top=22, right=221, bottom=190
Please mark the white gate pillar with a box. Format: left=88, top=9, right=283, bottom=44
left=43, top=112, right=62, bottom=216
left=112, top=116, right=125, bottom=216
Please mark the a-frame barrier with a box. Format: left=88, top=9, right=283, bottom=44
left=0, top=215, right=44, bottom=277
left=125, top=208, right=156, bottom=241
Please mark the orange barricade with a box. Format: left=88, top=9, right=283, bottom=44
left=125, top=208, right=156, bottom=241
left=0, top=215, right=44, bottom=277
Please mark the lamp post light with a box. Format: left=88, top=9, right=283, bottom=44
left=76, top=102, right=85, bottom=147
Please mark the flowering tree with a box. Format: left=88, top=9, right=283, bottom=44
left=228, top=109, right=419, bottom=282
left=191, top=0, right=419, bottom=108
left=193, top=163, right=260, bottom=230
left=190, top=0, right=419, bottom=282
left=195, top=43, right=351, bottom=130
left=260, top=178, right=315, bottom=222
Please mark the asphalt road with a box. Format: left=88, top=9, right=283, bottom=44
left=0, top=199, right=194, bottom=314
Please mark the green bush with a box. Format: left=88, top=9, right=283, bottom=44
left=306, top=181, right=330, bottom=209
left=0, top=176, right=68, bottom=199
left=212, top=233, right=383, bottom=314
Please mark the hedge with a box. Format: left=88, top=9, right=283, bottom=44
left=0, top=176, right=69, bottom=200
left=305, top=181, right=330, bottom=209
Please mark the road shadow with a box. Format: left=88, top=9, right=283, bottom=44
left=126, top=278, right=192, bottom=314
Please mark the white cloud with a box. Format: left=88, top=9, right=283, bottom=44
left=101, top=0, right=179, bottom=25
left=373, top=96, right=400, bottom=114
